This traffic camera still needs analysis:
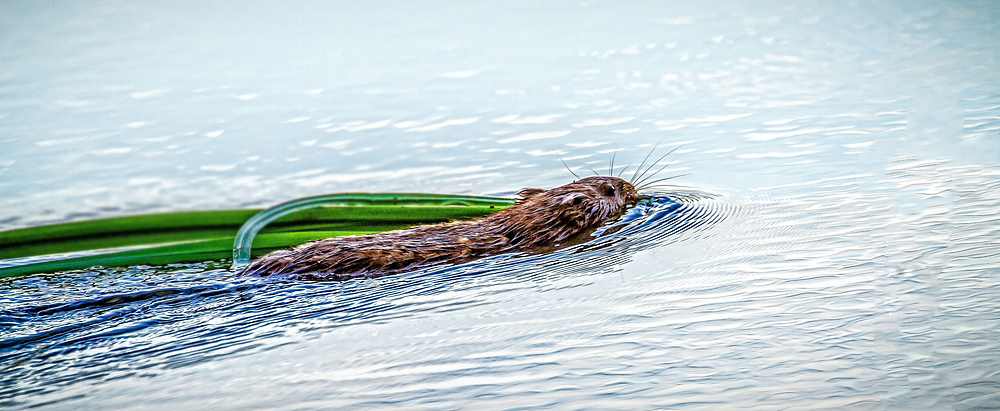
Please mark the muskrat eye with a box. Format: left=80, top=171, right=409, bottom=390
left=601, top=184, right=617, bottom=197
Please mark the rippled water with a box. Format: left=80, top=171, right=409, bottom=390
left=2, top=0, right=1000, bottom=409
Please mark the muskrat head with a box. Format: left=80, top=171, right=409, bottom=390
left=557, top=176, right=640, bottom=219
left=512, top=176, right=640, bottom=233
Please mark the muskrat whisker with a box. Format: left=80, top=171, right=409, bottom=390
left=556, top=152, right=582, bottom=180
left=637, top=173, right=691, bottom=190
left=633, top=145, right=682, bottom=186
left=635, top=156, right=680, bottom=187
left=638, top=183, right=694, bottom=192
left=639, top=173, right=688, bottom=186
left=630, top=139, right=663, bottom=184
left=609, top=148, right=618, bottom=176
left=588, top=167, right=601, bottom=176
left=635, top=145, right=687, bottom=187
left=616, top=163, right=632, bottom=178
left=640, top=183, right=693, bottom=190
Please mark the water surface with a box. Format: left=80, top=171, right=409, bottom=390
left=2, top=1, right=999, bottom=409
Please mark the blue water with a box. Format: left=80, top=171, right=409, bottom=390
left=2, top=1, right=1000, bottom=409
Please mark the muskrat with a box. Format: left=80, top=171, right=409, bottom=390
left=239, top=176, right=641, bottom=280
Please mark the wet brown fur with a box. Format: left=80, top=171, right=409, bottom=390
left=239, top=176, right=640, bottom=280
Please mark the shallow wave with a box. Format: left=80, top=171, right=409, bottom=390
left=3, top=158, right=1000, bottom=410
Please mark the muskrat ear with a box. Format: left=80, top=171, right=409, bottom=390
left=516, top=188, right=546, bottom=203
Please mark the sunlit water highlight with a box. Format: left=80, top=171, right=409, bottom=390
left=2, top=0, right=1000, bottom=409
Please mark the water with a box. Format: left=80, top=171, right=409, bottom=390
left=2, top=0, right=1000, bottom=409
